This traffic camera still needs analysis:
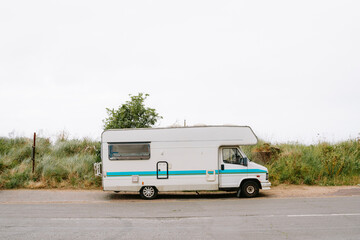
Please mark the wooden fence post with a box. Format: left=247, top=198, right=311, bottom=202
left=32, top=132, right=36, bottom=173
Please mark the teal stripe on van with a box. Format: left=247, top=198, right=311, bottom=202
left=169, top=170, right=206, bottom=175
left=107, top=171, right=156, bottom=177
left=220, top=169, right=267, bottom=174
left=106, top=169, right=267, bottom=177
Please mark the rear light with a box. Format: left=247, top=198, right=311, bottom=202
left=266, top=173, right=269, bottom=180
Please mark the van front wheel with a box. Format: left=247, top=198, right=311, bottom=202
left=241, top=181, right=259, bottom=198
left=140, top=186, right=158, bottom=200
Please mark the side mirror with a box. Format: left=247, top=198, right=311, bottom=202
left=243, top=157, right=248, bottom=167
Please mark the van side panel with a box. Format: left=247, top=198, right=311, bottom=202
left=102, top=141, right=219, bottom=192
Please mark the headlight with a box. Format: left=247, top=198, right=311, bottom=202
left=266, top=173, right=269, bottom=180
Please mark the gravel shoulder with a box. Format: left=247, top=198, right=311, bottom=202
left=260, top=184, right=360, bottom=198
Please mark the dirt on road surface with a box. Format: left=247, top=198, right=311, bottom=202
left=260, top=185, right=360, bottom=198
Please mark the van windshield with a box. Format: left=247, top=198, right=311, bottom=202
left=239, top=148, right=251, bottom=161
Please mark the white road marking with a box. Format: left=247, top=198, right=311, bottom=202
left=287, top=213, right=360, bottom=217
left=47, top=213, right=360, bottom=221
left=51, top=216, right=212, bottom=221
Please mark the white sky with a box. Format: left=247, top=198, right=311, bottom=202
left=0, top=0, right=359, bottom=144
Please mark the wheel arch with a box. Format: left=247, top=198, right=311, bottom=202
left=239, top=178, right=262, bottom=190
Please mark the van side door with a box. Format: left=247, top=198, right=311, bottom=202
left=219, top=147, right=248, bottom=188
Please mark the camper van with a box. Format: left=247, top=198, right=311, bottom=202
left=94, top=126, right=271, bottom=199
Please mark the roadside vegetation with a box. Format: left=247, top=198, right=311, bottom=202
left=0, top=135, right=359, bottom=189
left=0, top=136, right=101, bottom=189
left=243, top=139, right=360, bottom=186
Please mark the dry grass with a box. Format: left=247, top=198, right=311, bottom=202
left=0, top=137, right=101, bottom=189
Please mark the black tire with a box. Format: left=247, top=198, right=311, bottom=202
left=140, top=186, right=158, bottom=200
left=241, top=181, right=259, bottom=198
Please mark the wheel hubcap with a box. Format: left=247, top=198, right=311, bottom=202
left=247, top=185, right=255, bottom=194
left=143, top=187, right=154, bottom=198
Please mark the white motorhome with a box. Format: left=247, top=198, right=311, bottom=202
left=94, top=126, right=271, bottom=199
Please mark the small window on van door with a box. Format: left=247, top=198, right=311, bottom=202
left=108, top=142, right=150, bottom=160
left=223, top=148, right=242, bottom=165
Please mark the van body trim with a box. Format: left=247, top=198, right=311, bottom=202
left=106, top=169, right=267, bottom=177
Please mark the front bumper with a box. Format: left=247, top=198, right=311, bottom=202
left=261, top=181, right=271, bottom=190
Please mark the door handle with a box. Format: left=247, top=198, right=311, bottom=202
left=221, top=164, right=224, bottom=171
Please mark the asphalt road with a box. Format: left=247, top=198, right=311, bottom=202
left=1, top=190, right=360, bottom=240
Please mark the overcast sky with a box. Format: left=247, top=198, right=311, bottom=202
left=0, top=0, right=359, bottom=144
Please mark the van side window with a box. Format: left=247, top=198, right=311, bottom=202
left=108, top=142, right=150, bottom=160
left=222, top=148, right=243, bottom=165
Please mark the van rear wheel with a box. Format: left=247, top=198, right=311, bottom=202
left=140, top=186, right=158, bottom=199
left=241, top=181, right=259, bottom=198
